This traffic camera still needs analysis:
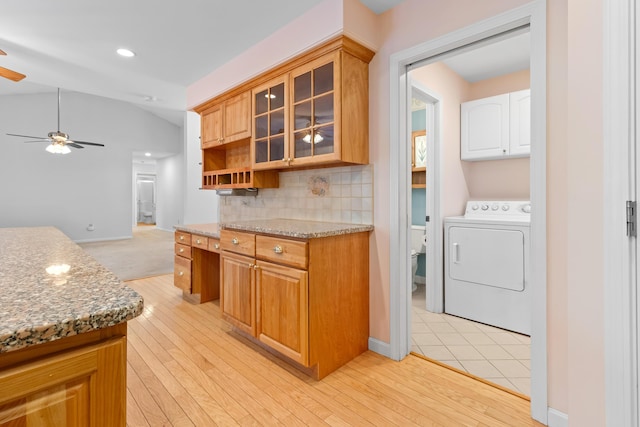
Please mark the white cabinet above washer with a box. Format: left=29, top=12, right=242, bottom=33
left=460, top=89, right=530, bottom=161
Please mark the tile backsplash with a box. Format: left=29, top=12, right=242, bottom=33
left=219, top=165, right=373, bottom=224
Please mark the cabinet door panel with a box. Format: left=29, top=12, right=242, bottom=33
left=223, top=92, right=251, bottom=144
left=460, top=93, right=509, bottom=160
left=256, top=261, right=308, bottom=365
left=221, top=253, right=255, bottom=336
left=509, top=89, right=531, bottom=157
left=201, top=106, right=223, bottom=148
left=252, top=76, right=289, bottom=170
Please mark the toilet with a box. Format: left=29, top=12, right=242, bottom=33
left=411, top=225, right=426, bottom=292
left=142, top=211, right=153, bottom=224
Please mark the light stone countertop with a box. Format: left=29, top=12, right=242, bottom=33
left=219, top=219, right=374, bottom=239
left=173, top=223, right=220, bottom=238
left=0, top=227, right=144, bottom=353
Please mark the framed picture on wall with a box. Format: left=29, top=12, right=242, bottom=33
left=412, top=130, right=427, bottom=170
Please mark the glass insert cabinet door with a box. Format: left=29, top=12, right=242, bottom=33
left=290, top=52, right=341, bottom=165
left=252, top=76, right=288, bottom=169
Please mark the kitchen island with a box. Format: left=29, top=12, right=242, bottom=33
left=0, top=226, right=143, bottom=426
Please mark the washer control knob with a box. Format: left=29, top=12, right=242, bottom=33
left=522, top=203, right=532, bottom=213
left=502, top=204, right=510, bottom=211
left=471, top=204, right=479, bottom=210
left=491, top=203, right=499, bottom=211
left=481, top=204, right=489, bottom=211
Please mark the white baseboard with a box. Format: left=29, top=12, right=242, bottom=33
left=74, top=235, right=132, bottom=243
left=547, top=408, right=568, bottom=427
left=368, top=337, right=392, bottom=358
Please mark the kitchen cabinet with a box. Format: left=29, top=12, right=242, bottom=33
left=252, top=47, right=370, bottom=170
left=194, top=35, right=374, bottom=189
left=201, top=91, right=252, bottom=148
left=174, top=230, right=220, bottom=304
left=460, top=89, right=530, bottom=161
left=219, top=227, right=368, bottom=379
left=0, top=324, right=127, bottom=426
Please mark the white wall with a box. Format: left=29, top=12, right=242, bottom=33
left=156, top=153, right=184, bottom=231
left=0, top=91, right=182, bottom=241
left=182, top=111, right=218, bottom=224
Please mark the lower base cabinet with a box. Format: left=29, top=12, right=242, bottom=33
left=220, top=229, right=369, bottom=379
left=174, top=230, right=220, bottom=304
left=0, top=324, right=127, bottom=426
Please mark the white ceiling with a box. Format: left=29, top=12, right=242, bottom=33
left=1, top=0, right=526, bottom=129
left=0, top=0, right=405, bottom=126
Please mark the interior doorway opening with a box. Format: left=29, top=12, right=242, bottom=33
left=389, top=2, right=546, bottom=422
left=136, top=174, right=156, bottom=226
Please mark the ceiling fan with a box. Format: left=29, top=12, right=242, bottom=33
left=0, top=49, right=26, bottom=82
left=6, top=88, right=105, bottom=154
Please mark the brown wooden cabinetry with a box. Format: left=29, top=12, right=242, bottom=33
left=0, top=324, right=127, bottom=426
left=219, top=228, right=369, bottom=379
left=195, top=36, right=374, bottom=189
left=174, top=231, right=220, bottom=304
left=201, top=91, right=251, bottom=148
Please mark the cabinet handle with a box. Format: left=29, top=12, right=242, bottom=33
left=273, top=245, right=283, bottom=254
left=253, top=265, right=259, bottom=271
left=179, top=248, right=184, bottom=253
left=178, top=271, right=184, bottom=276
left=232, top=237, right=239, bottom=245
left=214, top=243, right=220, bottom=249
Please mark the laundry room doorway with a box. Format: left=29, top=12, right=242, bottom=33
left=389, top=2, right=547, bottom=423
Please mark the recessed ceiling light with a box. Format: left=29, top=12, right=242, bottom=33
left=117, top=48, right=136, bottom=57
left=144, top=152, right=151, bottom=157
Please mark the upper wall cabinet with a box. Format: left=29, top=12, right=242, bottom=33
left=460, top=89, right=530, bottom=161
left=194, top=36, right=375, bottom=189
left=201, top=91, right=252, bottom=148
left=252, top=43, right=372, bottom=170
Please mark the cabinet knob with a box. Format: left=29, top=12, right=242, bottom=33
left=196, top=239, right=201, bottom=244
left=179, top=248, right=184, bottom=253
left=178, top=271, right=184, bottom=276
left=248, top=263, right=254, bottom=268
left=253, top=265, right=259, bottom=271
left=214, top=243, right=220, bottom=249
left=273, top=245, right=283, bottom=254
left=232, top=237, right=239, bottom=245
left=179, top=236, right=184, bottom=241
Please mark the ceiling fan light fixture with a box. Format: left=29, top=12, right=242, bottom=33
left=116, top=48, right=136, bottom=58
left=45, top=142, right=71, bottom=155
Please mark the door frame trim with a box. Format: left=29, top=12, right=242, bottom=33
left=603, top=0, right=637, bottom=425
left=388, top=1, right=547, bottom=422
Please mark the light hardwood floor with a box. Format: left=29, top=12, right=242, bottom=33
left=125, top=274, right=543, bottom=426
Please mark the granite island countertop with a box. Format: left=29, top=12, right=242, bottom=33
left=0, top=227, right=144, bottom=353
left=219, top=219, right=374, bottom=239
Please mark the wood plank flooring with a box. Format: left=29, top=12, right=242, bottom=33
left=125, top=274, right=543, bottom=426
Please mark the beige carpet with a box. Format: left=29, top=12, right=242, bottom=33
left=78, top=227, right=174, bottom=281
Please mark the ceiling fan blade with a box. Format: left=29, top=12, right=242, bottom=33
left=0, top=66, right=26, bottom=82
left=66, top=143, right=84, bottom=149
left=0, top=49, right=6, bottom=56
left=6, top=133, right=47, bottom=139
left=22, top=140, right=51, bottom=143
left=71, top=140, right=105, bottom=147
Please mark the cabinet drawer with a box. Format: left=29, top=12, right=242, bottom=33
left=174, top=256, right=191, bottom=292
left=256, top=236, right=307, bottom=269
left=175, top=243, right=192, bottom=259
left=191, top=234, right=209, bottom=250
left=175, top=231, right=192, bottom=245
left=208, top=238, right=221, bottom=253
left=220, top=230, right=255, bottom=257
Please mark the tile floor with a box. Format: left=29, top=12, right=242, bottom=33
left=411, top=284, right=531, bottom=396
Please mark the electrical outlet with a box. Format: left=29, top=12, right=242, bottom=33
left=87, top=224, right=95, bottom=231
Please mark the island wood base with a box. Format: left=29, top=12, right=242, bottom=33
left=0, top=323, right=128, bottom=426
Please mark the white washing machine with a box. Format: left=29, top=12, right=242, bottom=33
left=444, top=200, right=531, bottom=335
